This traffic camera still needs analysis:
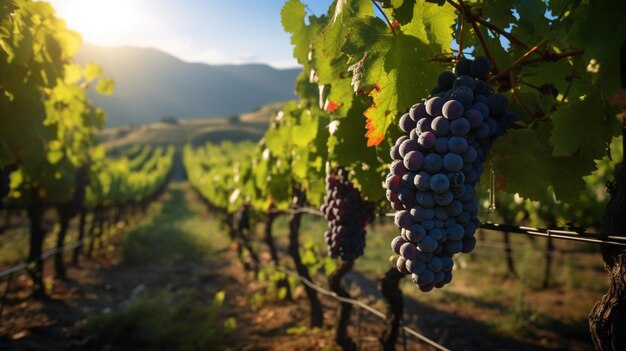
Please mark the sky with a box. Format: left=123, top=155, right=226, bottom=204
left=47, top=0, right=335, bottom=68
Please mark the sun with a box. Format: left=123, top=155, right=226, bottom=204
left=50, top=0, right=145, bottom=45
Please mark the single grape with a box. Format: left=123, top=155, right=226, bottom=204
left=454, top=58, right=472, bottom=76
left=447, top=224, right=465, bottom=241
left=423, top=153, right=442, bottom=174
left=399, top=112, right=416, bottom=132
left=414, top=171, right=431, bottom=191
left=418, top=131, right=436, bottom=149
left=453, top=75, right=476, bottom=90
left=416, top=117, right=433, bottom=133
left=399, top=139, right=419, bottom=157
left=465, top=109, right=484, bottom=129
left=409, top=103, right=427, bottom=121
left=447, top=136, right=468, bottom=154
left=429, top=173, right=450, bottom=194
left=442, top=100, right=464, bottom=120
left=437, top=71, right=456, bottom=90
left=404, top=151, right=424, bottom=172
left=431, top=116, right=450, bottom=137
left=471, top=56, right=491, bottom=79
left=391, top=236, right=407, bottom=254
left=450, top=86, right=474, bottom=107
left=443, top=153, right=463, bottom=172
left=425, top=96, right=445, bottom=117
left=450, top=118, right=470, bottom=136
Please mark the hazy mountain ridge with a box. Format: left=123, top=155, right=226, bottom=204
left=75, top=44, right=300, bottom=126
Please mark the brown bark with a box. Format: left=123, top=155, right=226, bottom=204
left=26, top=192, right=46, bottom=299
left=264, top=209, right=292, bottom=300
left=53, top=205, right=73, bottom=279
left=328, top=260, right=356, bottom=351
left=380, top=267, right=406, bottom=351
left=72, top=210, right=87, bottom=265
left=288, top=188, right=324, bottom=328
left=589, top=164, right=626, bottom=350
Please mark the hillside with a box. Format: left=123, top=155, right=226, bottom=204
left=76, top=44, right=300, bottom=126
left=99, top=102, right=282, bottom=149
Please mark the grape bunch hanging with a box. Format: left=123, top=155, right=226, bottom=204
left=386, top=57, right=520, bottom=291
left=322, top=167, right=376, bottom=261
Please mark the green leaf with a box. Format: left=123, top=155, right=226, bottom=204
left=550, top=91, right=619, bottom=160
left=491, top=125, right=594, bottom=203
left=96, top=77, right=114, bottom=95
left=281, top=0, right=322, bottom=65
left=566, top=0, right=626, bottom=93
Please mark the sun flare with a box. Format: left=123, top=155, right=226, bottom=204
left=51, top=0, right=145, bottom=45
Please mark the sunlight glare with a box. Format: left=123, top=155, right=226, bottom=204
left=52, top=0, right=146, bottom=45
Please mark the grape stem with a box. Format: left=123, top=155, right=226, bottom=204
left=445, top=0, right=584, bottom=69
left=489, top=40, right=545, bottom=83
left=509, top=71, right=537, bottom=121
left=452, top=0, right=499, bottom=73
left=522, top=48, right=585, bottom=66
left=371, top=0, right=395, bottom=35
left=456, top=12, right=465, bottom=58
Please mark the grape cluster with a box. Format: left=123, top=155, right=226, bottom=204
left=322, top=167, right=376, bottom=261
left=386, top=57, right=520, bottom=291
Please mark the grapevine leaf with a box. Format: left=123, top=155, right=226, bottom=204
left=343, top=17, right=440, bottom=146
left=281, top=0, right=321, bottom=66
left=566, top=0, right=626, bottom=93
left=96, top=78, right=114, bottom=96
left=329, top=96, right=385, bottom=200
left=481, top=2, right=516, bottom=30
left=492, top=126, right=593, bottom=202
left=402, top=1, right=456, bottom=53
left=550, top=91, right=619, bottom=160
left=292, top=109, right=318, bottom=147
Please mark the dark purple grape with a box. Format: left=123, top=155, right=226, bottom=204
left=409, top=103, right=427, bottom=121
left=442, top=100, right=464, bottom=120
left=425, top=97, right=445, bottom=117
left=487, top=93, right=508, bottom=114
left=471, top=56, right=491, bottom=79
left=454, top=58, right=472, bottom=76
left=431, top=116, right=450, bottom=137
left=453, top=75, right=476, bottom=90
left=437, top=71, right=456, bottom=90
left=399, top=112, right=416, bottom=132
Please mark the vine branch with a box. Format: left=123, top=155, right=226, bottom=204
left=489, top=40, right=545, bottom=83
left=509, top=71, right=535, bottom=120
left=372, top=0, right=396, bottom=35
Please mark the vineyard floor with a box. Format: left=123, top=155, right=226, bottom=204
left=0, top=182, right=608, bottom=350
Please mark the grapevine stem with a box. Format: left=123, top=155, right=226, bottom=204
left=523, top=48, right=585, bottom=66
left=457, top=13, right=465, bottom=58
left=473, top=16, right=530, bottom=50
left=560, top=73, right=577, bottom=103
left=469, top=20, right=498, bottom=73
left=451, top=0, right=498, bottom=73
left=509, top=71, right=535, bottom=120
left=489, top=40, right=545, bottom=83
left=371, top=0, right=395, bottom=35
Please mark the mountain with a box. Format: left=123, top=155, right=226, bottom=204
left=75, top=44, right=300, bottom=126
